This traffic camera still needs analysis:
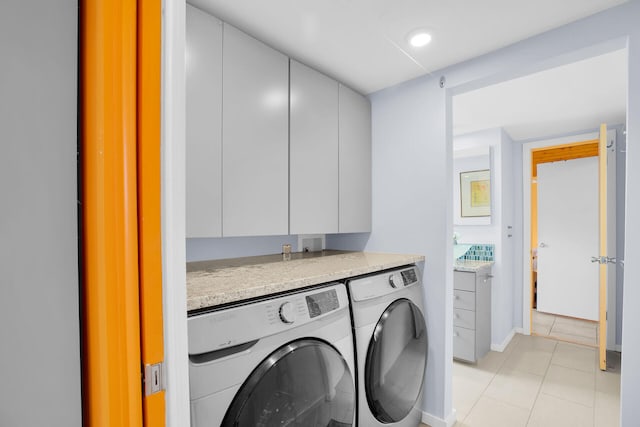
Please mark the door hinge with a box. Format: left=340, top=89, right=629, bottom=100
left=144, top=362, right=165, bottom=396
left=590, top=256, right=616, bottom=264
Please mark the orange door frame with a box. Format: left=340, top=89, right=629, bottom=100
left=137, top=0, right=165, bottom=423
left=81, top=0, right=164, bottom=425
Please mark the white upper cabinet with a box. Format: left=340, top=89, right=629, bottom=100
left=289, top=60, right=339, bottom=234
left=339, top=84, right=372, bottom=232
left=185, top=5, right=223, bottom=237
left=222, top=24, right=289, bottom=237
left=185, top=8, right=370, bottom=238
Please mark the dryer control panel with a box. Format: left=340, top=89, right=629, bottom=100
left=349, top=265, right=421, bottom=302
left=188, top=283, right=349, bottom=356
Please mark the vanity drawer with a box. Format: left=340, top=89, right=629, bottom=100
left=454, top=271, right=475, bottom=291
left=453, top=290, right=475, bottom=311
left=453, top=326, right=476, bottom=362
left=454, top=308, right=475, bottom=329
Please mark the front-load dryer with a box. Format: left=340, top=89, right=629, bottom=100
left=346, top=265, right=428, bottom=427
left=188, top=282, right=356, bottom=426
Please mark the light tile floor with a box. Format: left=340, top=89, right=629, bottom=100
left=426, top=334, right=621, bottom=427
left=532, top=310, right=598, bottom=347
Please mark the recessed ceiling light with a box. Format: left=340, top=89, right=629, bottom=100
left=408, top=31, right=432, bottom=48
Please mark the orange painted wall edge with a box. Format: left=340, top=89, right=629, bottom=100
left=81, top=1, right=143, bottom=426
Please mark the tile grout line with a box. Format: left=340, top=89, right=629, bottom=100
left=523, top=339, right=557, bottom=426
left=461, top=368, right=498, bottom=424
left=457, top=343, right=514, bottom=424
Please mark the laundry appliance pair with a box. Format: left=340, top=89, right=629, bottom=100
left=187, top=265, right=427, bottom=427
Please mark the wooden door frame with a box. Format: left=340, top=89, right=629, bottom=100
left=521, top=130, right=617, bottom=350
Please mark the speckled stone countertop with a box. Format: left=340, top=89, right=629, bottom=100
left=454, top=260, right=494, bottom=272
left=187, top=251, right=425, bottom=311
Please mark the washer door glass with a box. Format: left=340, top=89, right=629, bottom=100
left=365, top=298, right=428, bottom=423
left=222, top=339, right=355, bottom=427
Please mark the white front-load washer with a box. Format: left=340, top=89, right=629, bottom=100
left=346, top=265, right=428, bottom=427
left=188, top=282, right=356, bottom=427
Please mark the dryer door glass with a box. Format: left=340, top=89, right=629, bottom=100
left=221, top=338, right=355, bottom=427
left=365, top=298, right=428, bottom=423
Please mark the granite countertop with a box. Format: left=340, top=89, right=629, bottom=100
left=187, top=250, right=425, bottom=311
left=454, top=260, right=494, bottom=272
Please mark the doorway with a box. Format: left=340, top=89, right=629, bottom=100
left=530, top=139, right=602, bottom=347
left=522, top=129, right=618, bottom=354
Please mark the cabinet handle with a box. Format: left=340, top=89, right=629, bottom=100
left=453, top=332, right=459, bottom=337
left=455, top=313, right=459, bottom=319
left=454, top=295, right=459, bottom=300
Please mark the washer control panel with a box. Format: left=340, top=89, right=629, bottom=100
left=278, top=301, right=296, bottom=324
left=306, top=289, right=340, bottom=318
left=266, top=287, right=341, bottom=325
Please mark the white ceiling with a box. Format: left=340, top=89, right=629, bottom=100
left=188, top=0, right=626, bottom=95
left=453, top=48, right=627, bottom=141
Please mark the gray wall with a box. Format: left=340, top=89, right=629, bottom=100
left=0, top=1, right=81, bottom=426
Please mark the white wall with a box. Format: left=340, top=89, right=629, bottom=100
left=615, top=126, right=626, bottom=347
left=366, top=77, right=453, bottom=423
left=499, top=129, right=516, bottom=346
left=512, top=141, right=524, bottom=330
left=453, top=128, right=516, bottom=350
left=0, top=1, right=81, bottom=425
left=347, top=1, right=640, bottom=424
left=186, top=235, right=298, bottom=261
left=620, top=20, right=640, bottom=426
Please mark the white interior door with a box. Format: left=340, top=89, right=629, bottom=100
left=537, top=157, right=599, bottom=320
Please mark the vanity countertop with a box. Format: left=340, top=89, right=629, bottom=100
left=454, top=260, right=494, bottom=272
left=187, top=251, right=425, bottom=312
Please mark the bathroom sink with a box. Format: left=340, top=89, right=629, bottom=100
left=453, top=244, right=472, bottom=260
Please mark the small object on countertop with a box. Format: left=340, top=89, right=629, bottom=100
left=282, top=244, right=291, bottom=261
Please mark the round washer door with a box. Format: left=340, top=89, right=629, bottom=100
left=222, top=339, right=355, bottom=427
left=365, top=298, right=428, bottom=423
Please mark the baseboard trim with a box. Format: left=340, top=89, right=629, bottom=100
left=422, top=409, right=457, bottom=427
left=491, top=327, right=522, bottom=352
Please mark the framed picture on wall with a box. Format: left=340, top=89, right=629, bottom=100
left=460, top=169, right=491, bottom=217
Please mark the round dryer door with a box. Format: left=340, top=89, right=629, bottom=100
left=365, top=298, right=428, bottom=423
left=222, top=339, right=355, bottom=427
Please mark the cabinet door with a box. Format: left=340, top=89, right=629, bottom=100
left=339, top=84, right=371, bottom=233
left=222, top=24, right=289, bottom=236
left=185, top=5, right=222, bottom=237
left=453, top=326, right=476, bottom=362
left=289, top=60, right=339, bottom=234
